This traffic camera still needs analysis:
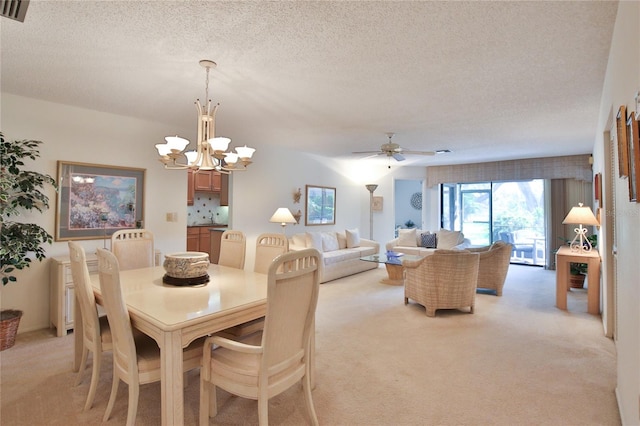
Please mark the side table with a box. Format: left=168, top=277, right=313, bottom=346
left=555, top=245, right=601, bottom=314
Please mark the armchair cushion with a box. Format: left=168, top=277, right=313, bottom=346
left=398, top=228, right=418, bottom=247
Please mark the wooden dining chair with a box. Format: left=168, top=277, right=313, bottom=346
left=68, top=241, right=113, bottom=412
left=200, top=248, right=321, bottom=426
left=95, top=248, right=203, bottom=426
left=110, top=229, right=154, bottom=271
left=217, top=230, right=246, bottom=269
left=253, top=233, right=288, bottom=274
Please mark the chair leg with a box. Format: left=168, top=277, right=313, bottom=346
left=470, top=305, right=474, bottom=314
left=199, top=379, right=210, bottom=425
left=404, top=297, right=409, bottom=305
left=302, top=374, right=319, bottom=426
left=257, top=394, right=269, bottom=426
left=83, top=349, right=101, bottom=411
left=103, top=374, right=119, bottom=422
left=126, top=384, right=139, bottom=426
left=75, top=347, right=89, bottom=386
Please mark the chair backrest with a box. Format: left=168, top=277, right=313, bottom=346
left=218, top=230, right=246, bottom=269
left=96, top=248, right=139, bottom=377
left=111, top=229, right=154, bottom=271
left=68, top=242, right=101, bottom=346
left=254, top=233, right=289, bottom=274
left=261, top=248, right=320, bottom=373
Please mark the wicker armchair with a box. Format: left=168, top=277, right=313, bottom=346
left=403, top=250, right=480, bottom=317
left=467, top=241, right=512, bottom=296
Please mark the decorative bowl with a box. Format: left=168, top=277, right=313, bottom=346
left=163, top=252, right=210, bottom=279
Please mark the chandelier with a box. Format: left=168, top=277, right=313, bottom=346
left=155, top=60, right=255, bottom=173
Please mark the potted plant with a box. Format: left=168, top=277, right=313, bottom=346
left=0, top=132, right=57, bottom=350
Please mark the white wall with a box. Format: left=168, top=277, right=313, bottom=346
left=394, top=179, right=423, bottom=230
left=591, top=2, right=640, bottom=424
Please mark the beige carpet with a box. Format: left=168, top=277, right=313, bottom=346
left=0, top=264, right=620, bottom=425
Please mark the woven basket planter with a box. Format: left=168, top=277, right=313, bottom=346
left=0, top=310, right=23, bottom=351
left=569, top=274, right=586, bottom=289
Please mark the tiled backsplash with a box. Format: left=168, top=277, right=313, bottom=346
left=187, top=193, right=229, bottom=225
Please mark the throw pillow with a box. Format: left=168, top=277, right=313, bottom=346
left=346, top=228, right=361, bottom=248
left=336, top=232, right=348, bottom=249
left=292, top=233, right=306, bottom=248
left=420, top=232, right=437, bottom=248
left=437, top=229, right=462, bottom=249
left=397, top=228, right=417, bottom=247
left=321, top=232, right=340, bottom=252
left=306, top=232, right=324, bottom=252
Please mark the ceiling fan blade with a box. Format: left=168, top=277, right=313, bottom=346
left=392, top=153, right=405, bottom=162
left=402, top=150, right=436, bottom=156
left=352, top=150, right=382, bottom=154
left=361, top=153, right=382, bottom=160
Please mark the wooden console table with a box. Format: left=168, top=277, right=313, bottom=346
left=555, top=245, right=601, bottom=314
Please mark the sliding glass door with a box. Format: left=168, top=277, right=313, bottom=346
left=441, top=180, right=546, bottom=266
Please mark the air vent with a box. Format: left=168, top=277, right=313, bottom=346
left=1, top=0, right=29, bottom=22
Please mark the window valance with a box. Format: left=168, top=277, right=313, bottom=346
left=426, top=155, right=592, bottom=187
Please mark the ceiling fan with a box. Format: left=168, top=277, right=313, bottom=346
left=353, top=133, right=435, bottom=167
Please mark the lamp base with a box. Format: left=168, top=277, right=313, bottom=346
left=569, top=225, right=593, bottom=252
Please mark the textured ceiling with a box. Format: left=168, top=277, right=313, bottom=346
left=1, top=1, right=618, bottom=167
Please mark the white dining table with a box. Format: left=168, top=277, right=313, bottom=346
left=74, top=263, right=268, bottom=426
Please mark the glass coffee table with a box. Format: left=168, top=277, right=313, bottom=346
left=360, top=253, right=424, bottom=286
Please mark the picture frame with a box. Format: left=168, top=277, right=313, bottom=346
left=616, top=105, right=629, bottom=178
left=594, top=172, right=602, bottom=208
left=305, top=185, right=336, bottom=225
left=371, top=195, right=384, bottom=212
left=372, top=196, right=383, bottom=211
left=626, top=114, right=640, bottom=202
left=55, top=161, right=146, bottom=241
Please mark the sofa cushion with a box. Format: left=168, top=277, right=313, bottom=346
left=336, top=232, right=347, bottom=249
left=321, top=232, right=340, bottom=252
left=306, top=232, right=324, bottom=252
left=292, top=233, right=307, bottom=248
left=437, top=229, right=462, bottom=249
left=323, top=248, right=362, bottom=266
left=346, top=228, right=361, bottom=248
left=398, top=228, right=417, bottom=247
left=420, top=232, right=437, bottom=248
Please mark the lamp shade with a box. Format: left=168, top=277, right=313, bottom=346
left=562, top=203, right=599, bottom=226
left=269, top=208, right=296, bottom=225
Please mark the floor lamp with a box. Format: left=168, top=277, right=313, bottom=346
left=365, top=184, right=378, bottom=239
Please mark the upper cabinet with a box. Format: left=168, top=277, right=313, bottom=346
left=187, top=169, right=228, bottom=206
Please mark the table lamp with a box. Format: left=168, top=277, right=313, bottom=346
left=562, top=203, right=599, bottom=252
left=269, top=207, right=297, bottom=233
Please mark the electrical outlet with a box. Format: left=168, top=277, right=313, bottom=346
left=166, top=212, right=178, bottom=222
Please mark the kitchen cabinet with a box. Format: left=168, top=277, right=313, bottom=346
left=187, top=169, right=195, bottom=205
left=187, top=169, right=228, bottom=206
left=193, top=170, right=221, bottom=192
left=187, top=226, right=212, bottom=258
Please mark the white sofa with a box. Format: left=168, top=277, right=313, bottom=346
left=385, top=228, right=470, bottom=256
left=289, top=229, right=379, bottom=283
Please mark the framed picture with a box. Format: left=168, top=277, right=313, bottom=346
left=372, top=196, right=383, bottom=211
left=627, top=114, right=640, bottom=202
left=616, top=105, right=629, bottom=178
left=305, top=185, right=336, bottom=225
left=594, top=172, right=602, bottom=208
left=56, top=161, right=146, bottom=241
